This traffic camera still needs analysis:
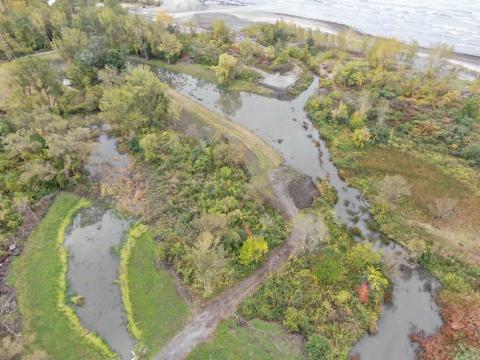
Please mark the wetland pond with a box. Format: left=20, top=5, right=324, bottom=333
left=158, top=69, right=443, bottom=360
left=64, top=134, right=135, bottom=359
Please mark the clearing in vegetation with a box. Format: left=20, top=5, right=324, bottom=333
left=187, top=318, right=304, bottom=360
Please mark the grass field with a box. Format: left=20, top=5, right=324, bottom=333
left=344, top=147, right=480, bottom=263
left=10, top=193, right=114, bottom=359
left=122, top=224, right=189, bottom=357
left=188, top=318, right=304, bottom=360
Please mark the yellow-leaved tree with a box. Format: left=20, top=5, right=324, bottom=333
left=239, top=236, right=268, bottom=265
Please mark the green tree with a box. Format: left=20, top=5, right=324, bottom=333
left=8, top=57, right=63, bottom=111
left=212, top=53, right=237, bottom=85
left=153, top=31, right=183, bottom=63
left=100, top=66, right=171, bottom=134
left=210, top=20, right=231, bottom=46
left=351, top=111, right=366, bottom=128
left=237, top=39, right=259, bottom=65
left=187, top=231, right=232, bottom=298
left=306, top=335, right=332, bottom=360
left=427, top=43, right=453, bottom=76
left=366, top=38, right=402, bottom=69
left=54, top=27, right=89, bottom=62
left=351, top=128, right=372, bottom=148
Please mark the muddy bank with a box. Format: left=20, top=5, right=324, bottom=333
left=250, top=65, right=300, bottom=91
left=288, top=175, right=318, bottom=209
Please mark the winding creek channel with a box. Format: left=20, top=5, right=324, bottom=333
left=158, top=69, right=443, bottom=359
left=64, top=70, right=442, bottom=359
left=64, top=134, right=135, bottom=359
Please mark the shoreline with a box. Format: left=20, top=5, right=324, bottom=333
left=125, top=3, right=480, bottom=75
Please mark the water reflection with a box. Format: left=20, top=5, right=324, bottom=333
left=216, top=89, right=242, bottom=116
left=65, top=207, right=134, bottom=359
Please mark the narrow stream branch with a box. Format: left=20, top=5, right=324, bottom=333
left=65, top=133, right=136, bottom=359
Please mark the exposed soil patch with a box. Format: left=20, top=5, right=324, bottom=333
left=288, top=175, right=319, bottom=209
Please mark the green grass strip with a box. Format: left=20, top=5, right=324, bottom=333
left=119, top=224, right=148, bottom=342
left=188, top=318, right=304, bottom=360
left=119, top=223, right=189, bottom=358
left=11, top=193, right=117, bottom=359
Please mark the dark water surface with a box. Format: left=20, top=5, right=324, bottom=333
left=65, top=134, right=135, bottom=359
left=159, top=69, right=443, bottom=359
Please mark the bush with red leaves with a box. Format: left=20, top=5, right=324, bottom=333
left=411, top=293, right=480, bottom=360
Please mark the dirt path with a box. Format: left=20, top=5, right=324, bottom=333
left=153, top=167, right=322, bottom=360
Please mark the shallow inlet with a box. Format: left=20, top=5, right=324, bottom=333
left=64, top=134, right=135, bottom=359
left=159, top=69, right=443, bottom=359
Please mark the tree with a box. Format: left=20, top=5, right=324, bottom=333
left=352, top=128, right=372, bottom=148
left=283, top=307, right=309, bottom=333
left=8, top=57, right=63, bottom=111
left=427, top=43, right=453, bottom=76
left=331, top=102, right=349, bottom=123
left=351, top=111, right=366, bottom=128
left=366, top=38, right=402, bottom=69
left=367, top=265, right=389, bottom=306
left=376, top=98, right=390, bottom=125
left=3, top=110, right=91, bottom=188
left=54, top=28, right=89, bottom=62
left=155, top=10, right=173, bottom=26
left=402, top=40, right=419, bottom=68
left=154, top=32, right=182, bottom=63
left=358, top=89, right=373, bottom=115
left=187, top=231, right=232, bottom=298
left=100, top=66, right=172, bottom=134
left=210, top=20, right=231, bottom=46
left=212, top=53, right=237, bottom=85
left=239, top=236, right=268, bottom=265
left=335, top=61, right=368, bottom=87
left=306, top=335, right=332, bottom=360
left=237, top=39, right=259, bottom=65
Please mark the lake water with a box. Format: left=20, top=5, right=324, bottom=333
left=207, top=0, right=480, bottom=57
